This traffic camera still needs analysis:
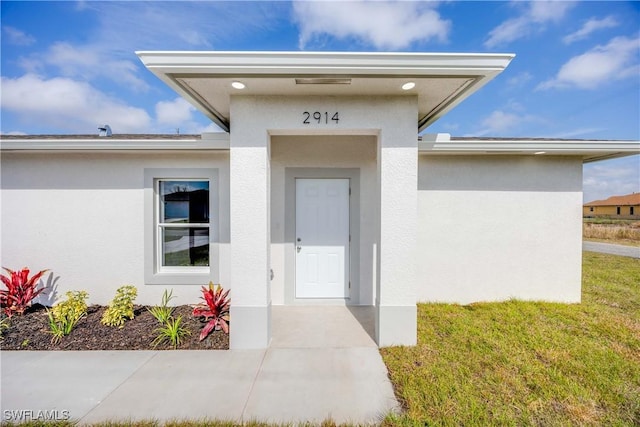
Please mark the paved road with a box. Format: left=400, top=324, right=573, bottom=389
left=583, top=241, right=640, bottom=259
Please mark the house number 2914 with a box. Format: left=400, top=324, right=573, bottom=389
left=302, top=111, right=339, bottom=124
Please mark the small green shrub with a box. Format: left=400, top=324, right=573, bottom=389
left=152, top=315, right=191, bottom=349
left=48, top=290, right=88, bottom=343
left=147, top=289, right=175, bottom=324
left=101, top=285, right=137, bottom=328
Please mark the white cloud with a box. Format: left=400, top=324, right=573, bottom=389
left=528, top=1, right=575, bottom=23
left=156, top=98, right=196, bottom=126
left=3, top=26, right=36, bottom=45
left=505, top=99, right=526, bottom=113
left=537, top=35, right=640, bottom=90
left=506, top=71, right=533, bottom=88
left=1, top=74, right=152, bottom=133
left=293, top=1, right=450, bottom=50
left=550, top=127, right=607, bottom=139
left=43, top=42, right=149, bottom=92
left=178, top=29, right=212, bottom=47
left=442, top=122, right=460, bottom=132
left=583, top=155, right=640, bottom=202
left=12, top=2, right=284, bottom=94
left=198, top=122, right=224, bottom=134
left=470, top=107, right=541, bottom=137
left=15, top=42, right=149, bottom=93
left=485, top=17, right=529, bottom=48
left=1, top=75, right=219, bottom=135
left=83, top=1, right=282, bottom=51
left=563, top=16, right=618, bottom=44
left=153, top=97, right=224, bottom=134
left=480, top=110, right=523, bottom=133
left=0, top=2, right=282, bottom=135
left=485, top=1, right=576, bottom=48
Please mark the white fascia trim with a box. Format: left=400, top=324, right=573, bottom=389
left=418, top=139, right=640, bottom=163
left=0, top=136, right=230, bottom=152
left=136, top=51, right=515, bottom=76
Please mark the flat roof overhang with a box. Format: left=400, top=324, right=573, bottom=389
left=136, top=51, right=516, bottom=132
left=0, top=133, right=228, bottom=152
left=2, top=133, right=638, bottom=163
left=419, top=136, right=640, bottom=163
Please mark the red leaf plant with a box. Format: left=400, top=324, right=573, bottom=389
left=0, top=267, right=48, bottom=317
left=192, top=282, right=230, bottom=340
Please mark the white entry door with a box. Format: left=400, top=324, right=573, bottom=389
left=295, top=178, right=350, bottom=298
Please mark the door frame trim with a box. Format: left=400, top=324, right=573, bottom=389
left=284, top=168, right=361, bottom=305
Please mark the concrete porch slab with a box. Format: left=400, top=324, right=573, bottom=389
left=271, top=305, right=377, bottom=348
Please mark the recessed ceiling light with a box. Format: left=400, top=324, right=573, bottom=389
left=231, top=81, right=246, bottom=90
left=534, top=151, right=546, bottom=155
left=402, top=82, right=416, bottom=90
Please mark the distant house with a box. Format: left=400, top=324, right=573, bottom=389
left=584, top=193, right=640, bottom=220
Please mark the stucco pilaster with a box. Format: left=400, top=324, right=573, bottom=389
left=375, top=98, right=418, bottom=346
left=229, top=98, right=271, bottom=349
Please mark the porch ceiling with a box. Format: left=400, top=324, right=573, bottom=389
left=137, top=51, right=515, bottom=132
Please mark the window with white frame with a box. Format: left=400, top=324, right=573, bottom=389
left=157, top=180, right=210, bottom=270
left=144, top=168, right=218, bottom=285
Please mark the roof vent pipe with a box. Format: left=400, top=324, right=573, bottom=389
left=98, top=125, right=112, bottom=137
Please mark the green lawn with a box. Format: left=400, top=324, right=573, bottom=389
left=6, top=253, right=639, bottom=427
left=380, top=252, right=640, bottom=426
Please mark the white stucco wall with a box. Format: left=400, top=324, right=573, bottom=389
left=1, top=152, right=230, bottom=306
left=417, top=155, right=583, bottom=303
left=1, top=146, right=586, bottom=348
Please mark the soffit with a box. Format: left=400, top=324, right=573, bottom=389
left=176, top=75, right=474, bottom=124
left=418, top=138, right=640, bottom=163
left=137, top=51, right=515, bottom=132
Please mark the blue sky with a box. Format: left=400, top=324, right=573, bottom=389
left=1, top=0, right=638, bottom=202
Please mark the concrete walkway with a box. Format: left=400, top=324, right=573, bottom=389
left=583, top=241, right=640, bottom=259
left=1, top=306, right=399, bottom=425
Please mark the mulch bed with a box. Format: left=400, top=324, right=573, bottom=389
left=1, top=304, right=229, bottom=350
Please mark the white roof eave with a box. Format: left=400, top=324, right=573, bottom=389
left=136, top=51, right=515, bottom=75
left=0, top=134, right=230, bottom=152
left=418, top=139, right=640, bottom=163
